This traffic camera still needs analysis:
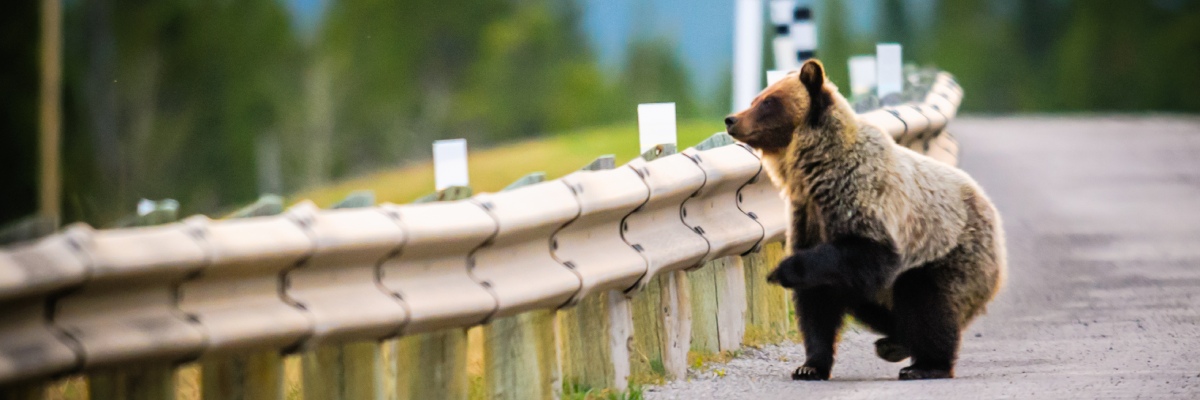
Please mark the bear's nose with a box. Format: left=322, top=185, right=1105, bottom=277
left=724, top=116, right=738, bottom=128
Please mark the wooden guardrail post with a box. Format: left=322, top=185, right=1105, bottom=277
left=226, top=195, right=284, bottom=219
left=89, top=202, right=182, bottom=400
left=481, top=173, right=560, bottom=400
left=0, top=383, right=45, bottom=400
left=394, top=186, right=473, bottom=400
left=557, top=155, right=639, bottom=394
left=197, top=195, right=299, bottom=400
left=301, top=190, right=388, bottom=400
left=89, top=366, right=175, bottom=400
left=688, top=134, right=750, bottom=359
left=740, top=242, right=791, bottom=345
left=627, top=144, right=693, bottom=384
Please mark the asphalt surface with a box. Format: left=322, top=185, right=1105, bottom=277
left=646, top=116, right=1200, bottom=399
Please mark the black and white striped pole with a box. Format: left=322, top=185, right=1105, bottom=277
left=769, top=0, right=797, bottom=71
left=791, top=3, right=817, bottom=64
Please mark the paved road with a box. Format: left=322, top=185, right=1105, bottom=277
left=647, top=116, right=1200, bottom=399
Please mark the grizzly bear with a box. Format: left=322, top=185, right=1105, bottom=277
left=724, top=60, right=1006, bottom=381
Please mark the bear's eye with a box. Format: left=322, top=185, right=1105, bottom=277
left=761, top=98, right=777, bottom=108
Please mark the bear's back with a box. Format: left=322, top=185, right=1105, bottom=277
left=869, top=126, right=977, bottom=269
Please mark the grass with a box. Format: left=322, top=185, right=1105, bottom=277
left=562, top=382, right=645, bottom=400
left=296, top=120, right=726, bottom=206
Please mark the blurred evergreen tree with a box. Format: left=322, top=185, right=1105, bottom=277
left=927, top=0, right=1024, bottom=111
left=456, top=0, right=619, bottom=143
left=0, top=1, right=39, bottom=225
left=61, top=0, right=304, bottom=224
left=1052, top=0, right=1200, bottom=112
left=618, top=38, right=700, bottom=119
left=316, top=0, right=505, bottom=180
left=816, top=0, right=855, bottom=95
left=878, top=0, right=913, bottom=54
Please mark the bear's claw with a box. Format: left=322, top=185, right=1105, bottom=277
left=898, top=366, right=953, bottom=380
left=791, top=365, right=831, bottom=381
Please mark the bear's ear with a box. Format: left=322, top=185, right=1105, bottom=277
left=798, top=59, right=826, bottom=97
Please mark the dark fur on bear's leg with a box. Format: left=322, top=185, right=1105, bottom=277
left=792, top=286, right=847, bottom=381
left=893, top=267, right=960, bottom=380
left=874, top=337, right=911, bottom=363
left=847, top=301, right=911, bottom=362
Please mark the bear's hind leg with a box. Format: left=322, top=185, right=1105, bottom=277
left=848, top=302, right=911, bottom=362
left=793, top=285, right=848, bottom=381
left=893, top=267, right=959, bottom=380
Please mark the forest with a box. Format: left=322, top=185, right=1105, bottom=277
left=1, top=0, right=1197, bottom=227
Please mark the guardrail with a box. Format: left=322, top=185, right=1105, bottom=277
left=0, top=71, right=962, bottom=397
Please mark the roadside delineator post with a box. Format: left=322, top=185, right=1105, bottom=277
left=876, top=43, right=904, bottom=104
left=849, top=55, right=878, bottom=98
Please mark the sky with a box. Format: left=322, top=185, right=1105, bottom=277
left=280, top=0, right=906, bottom=96
left=577, top=0, right=735, bottom=95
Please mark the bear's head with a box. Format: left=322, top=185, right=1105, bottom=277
left=725, top=59, right=834, bottom=152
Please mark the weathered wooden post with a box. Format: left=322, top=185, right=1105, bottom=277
left=300, top=190, right=388, bottom=400
left=627, top=143, right=694, bottom=384
left=394, top=138, right=475, bottom=400
left=626, top=102, right=693, bottom=384
left=482, top=172, right=561, bottom=400
left=740, top=242, right=791, bottom=345
left=687, top=134, right=749, bottom=358
left=556, top=155, right=640, bottom=394
left=198, top=196, right=294, bottom=400
left=89, top=201, right=184, bottom=400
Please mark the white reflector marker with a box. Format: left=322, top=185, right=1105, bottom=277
left=433, top=139, right=469, bottom=190
left=766, top=70, right=789, bottom=87
left=638, top=103, right=677, bottom=154
left=848, top=55, right=877, bottom=97
left=876, top=43, right=903, bottom=98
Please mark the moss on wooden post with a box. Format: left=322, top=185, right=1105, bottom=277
left=394, top=329, right=469, bottom=400
left=300, top=341, right=384, bottom=400
left=89, top=364, right=175, bottom=400
left=628, top=144, right=691, bottom=384
left=687, top=261, right=722, bottom=355
left=200, top=351, right=284, bottom=400
left=741, top=242, right=792, bottom=346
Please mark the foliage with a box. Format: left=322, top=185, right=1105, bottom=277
left=297, top=119, right=724, bottom=206
left=0, top=2, right=42, bottom=224
left=563, top=382, right=645, bottom=400
left=814, top=0, right=1200, bottom=112
left=3, top=0, right=1199, bottom=225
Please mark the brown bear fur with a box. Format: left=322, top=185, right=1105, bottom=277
left=725, top=60, right=1006, bottom=381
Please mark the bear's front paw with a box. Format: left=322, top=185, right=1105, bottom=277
left=766, top=259, right=804, bottom=288
left=791, top=365, right=831, bottom=381
left=898, top=366, right=953, bottom=380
